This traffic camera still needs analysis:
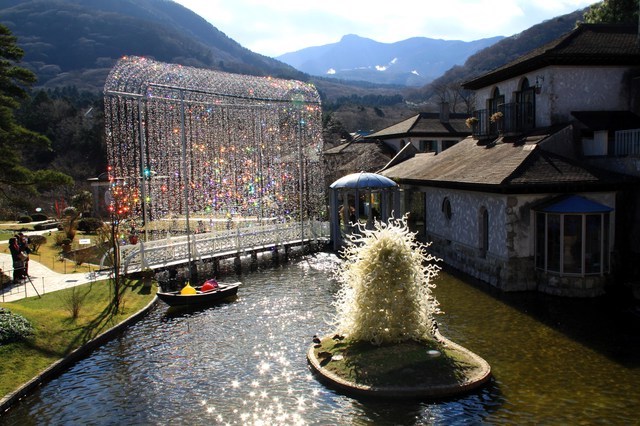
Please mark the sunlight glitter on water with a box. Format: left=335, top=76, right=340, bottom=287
left=4, top=254, right=639, bottom=425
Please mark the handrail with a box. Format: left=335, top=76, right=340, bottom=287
left=100, top=220, right=330, bottom=273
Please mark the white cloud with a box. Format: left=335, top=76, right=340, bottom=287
left=173, top=0, right=595, bottom=57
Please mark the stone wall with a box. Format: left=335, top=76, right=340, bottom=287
left=536, top=271, right=607, bottom=297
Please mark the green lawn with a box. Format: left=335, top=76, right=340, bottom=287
left=0, top=279, right=156, bottom=398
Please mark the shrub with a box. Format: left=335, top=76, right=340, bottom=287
left=18, top=215, right=32, bottom=223
left=61, top=287, right=88, bottom=319
left=34, top=221, right=60, bottom=230
left=53, top=232, right=68, bottom=246
left=28, top=235, right=47, bottom=253
left=77, top=217, right=104, bottom=233
left=31, top=213, right=49, bottom=221
left=0, top=307, right=34, bottom=344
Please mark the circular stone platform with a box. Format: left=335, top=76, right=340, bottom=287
left=307, top=332, right=491, bottom=399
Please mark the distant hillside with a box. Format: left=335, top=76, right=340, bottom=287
left=278, top=34, right=503, bottom=87
left=408, top=8, right=588, bottom=103
left=0, top=0, right=305, bottom=90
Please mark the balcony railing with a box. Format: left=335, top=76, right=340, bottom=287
left=471, top=102, right=534, bottom=139
left=614, top=129, right=640, bottom=156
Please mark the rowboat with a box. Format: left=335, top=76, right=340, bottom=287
left=156, top=282, right=240, bottom=307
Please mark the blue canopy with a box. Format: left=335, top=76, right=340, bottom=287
left=330, top=172, right=397, bottom=190
left=539, top=195, right=613, bottom=213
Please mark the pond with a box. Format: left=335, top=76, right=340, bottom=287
left=1, top=253, right=639, bottom=425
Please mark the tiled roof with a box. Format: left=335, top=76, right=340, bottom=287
left=366, top=112, right=471, bottom=139
left=464, top=24, right=640, bottom=90
left=380, top=128, right=632, bottom=192
left=571, top=111, right=640, bottom=131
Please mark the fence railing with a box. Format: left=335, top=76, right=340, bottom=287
left=111, top=220, right=330, bottom=273
left=614, top=129, right=640, bottom=156
left=471, top=102, right=534, bottom=139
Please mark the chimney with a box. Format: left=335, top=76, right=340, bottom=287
left=440, top=102, right=450, bottom=123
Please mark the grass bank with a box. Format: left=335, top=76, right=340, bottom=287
left=1, top=228, right=101, bottom=275
left=0, top=279, right=156, bottom=398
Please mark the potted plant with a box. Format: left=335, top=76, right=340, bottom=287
left=465, top=117, right=479, bottom=129
left=490, top=111, right=504, bottom=123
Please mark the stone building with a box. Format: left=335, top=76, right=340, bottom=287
left=380, top=24, right=640, bottom=297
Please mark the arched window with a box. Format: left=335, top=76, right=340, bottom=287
left=480, top=207, right=489, bottom=253
left=516, top=78, right=535, bottom=131
left=488, top=87, right=505, bottom=135
left=534, top=195, right=611, bottom=276
left=442, top=197, right=452, bottom=220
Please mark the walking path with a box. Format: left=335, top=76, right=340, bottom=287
left=0, top=253, right=110, bottom=303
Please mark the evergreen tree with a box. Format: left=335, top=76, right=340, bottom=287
left=584, top=0, right=639, bottom=24
left=0, top=24, right=72, bottom=214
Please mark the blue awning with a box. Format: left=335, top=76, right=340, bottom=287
left=330, top=172, right=397, bottom=190
left=538, top=195, right=613, bottom=213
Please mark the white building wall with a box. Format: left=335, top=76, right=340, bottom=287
left=425, top=188, right=507, bottom=258
left=381, top=137, right=461, bottom=154
left=473, top=66, right=629, bottom=127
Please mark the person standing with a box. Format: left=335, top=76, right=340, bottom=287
left=8, top=237, right=24, bottom=282
left=17, top=232, right=31, bottom=278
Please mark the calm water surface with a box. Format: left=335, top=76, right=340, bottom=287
left=2, top=253, right=639, bottom=425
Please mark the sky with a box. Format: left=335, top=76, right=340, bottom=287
left=172, top=0, right=596, bottom=58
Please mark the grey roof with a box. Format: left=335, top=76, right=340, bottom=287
left=366, top=112, right=470, bottom=139
left=380, top=128, right=633, bottom=192
left=571, top=111, right=640, bottom=131
left=463, top=24, right=640, bottom=90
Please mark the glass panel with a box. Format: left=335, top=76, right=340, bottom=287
left=547, top=214, right=560, bottom=272
left=420, top=140, right=436, bottom=152
left=536, top=212, right=546, bottom=269
left=563, top=215, right=583, bottom=274
left=585, top=214, right=602, bottom=274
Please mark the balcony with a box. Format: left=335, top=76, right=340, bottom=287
left=471, top=102, right=534, bottom=140
left=614, top=129, right=640, bottom=156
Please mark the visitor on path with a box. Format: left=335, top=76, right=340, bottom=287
left=8, top=237, right=25, bottom=282
left=17, top=232, right=31, bottom=278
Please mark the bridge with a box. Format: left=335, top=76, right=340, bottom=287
left=109, top=220, right=331, bottom=274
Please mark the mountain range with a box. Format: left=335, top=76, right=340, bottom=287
left=0, top=0, right=303, bottom=90
left=0, top=0, right=587, bottom=112
left=277, top=34, right=503, bottom=87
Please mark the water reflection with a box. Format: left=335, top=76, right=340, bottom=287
left=1, top=253, right=639, bottom=425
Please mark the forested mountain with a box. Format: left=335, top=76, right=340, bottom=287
left=0, top=0, right=305, bottom=90
left=278, top=34, right=503, bottom=87
left=408, top=9, right=588, bottom=104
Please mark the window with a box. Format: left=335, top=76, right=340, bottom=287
left=488, top=87, right=505, bottom=135
left=442, top=197, right=452, bottom=220
left=534, top=196, right=611, bottom=276
left=420, top=140, right=436, bottom=153
left=515, top=78, right=535, bottom=131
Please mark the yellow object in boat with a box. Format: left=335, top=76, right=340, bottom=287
left=180, top=282, right=197, bottom=295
